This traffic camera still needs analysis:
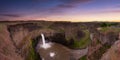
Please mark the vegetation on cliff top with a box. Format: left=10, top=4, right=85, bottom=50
left=71, top=30, right=91, bottom=49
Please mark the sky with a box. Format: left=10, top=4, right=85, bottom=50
left=0, top=0, right=120, bottom=22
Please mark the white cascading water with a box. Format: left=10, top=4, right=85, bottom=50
left=41, top=34, right=46, bottom=46
left=40, top=33, right=52, bottom=49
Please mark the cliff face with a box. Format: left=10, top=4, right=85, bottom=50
left=100, top=33, right=120, bottom=60
left=86, top=25, right=120, bottom=60
left=0, top=24, right=23, bottom=60
left=0, top=21, right=120, bottom=60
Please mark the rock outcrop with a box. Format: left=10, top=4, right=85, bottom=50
left=101, top=33, right=120, bottom=60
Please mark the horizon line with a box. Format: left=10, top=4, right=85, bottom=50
left=0, top=20, right=120, bottom=23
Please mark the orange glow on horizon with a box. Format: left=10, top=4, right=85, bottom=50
left=35, top=12, right=120, bottom=22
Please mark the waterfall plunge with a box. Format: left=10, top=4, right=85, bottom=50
left=40, top=33, right=52, bottom=49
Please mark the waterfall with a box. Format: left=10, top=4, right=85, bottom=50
left=41, top=33, right=46, bottom=46
left=40, top=33, right=52, bottom=49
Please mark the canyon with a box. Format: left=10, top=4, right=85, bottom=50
left=0, top=21, right=120, bottom=60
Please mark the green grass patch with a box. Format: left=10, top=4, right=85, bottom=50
left=27, top=46, right=36, bottom=60
left=96, top=39, right=101, bottom=44
left=71, top=30, right=91, bottom=49
left=100, top=23, right=118, bottom=27
left=98, top=27, right=120, bottom=32
left=79, top=55, right=87, bottom=60
left=26, top=39, right=40, bottom=60
left=0, top=24, right=6, bottom=32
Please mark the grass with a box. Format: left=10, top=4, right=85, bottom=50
left=0, top=24, right=6, bottom=33
left=26, top=39, right=40, bottom=60
left=20, top=35, right=40, bottom=60
left=79, top=55, right=87, bottom=60
left=0, top=24, right=5, bottom=45
left=26, top=47, right=35, bottom=60
left=96, top=39, right=101, bottom=44
left=71, top=30, right=91, bottom=49
left=100, top=23, right=118, bottom=27
left=98, top=27, right=120, bottom=32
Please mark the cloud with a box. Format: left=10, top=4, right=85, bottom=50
left=31, top=0, right=50, bottom=3
left=60, top=0, right=90, bottom=5
left=0, top=14, right=21, bottom=17
left=105, top=10, right=120, bottom=13
left=0, top=0, right=92, bottom=20
left=115, top=4, right=120, bottom=8
left=91, top=9, right=120, bottom=14
left=108, top=10, right=120, bottom=12
left=51, top=0, right=91, bottom=9
left=47, top=0, right=91, bottom=13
